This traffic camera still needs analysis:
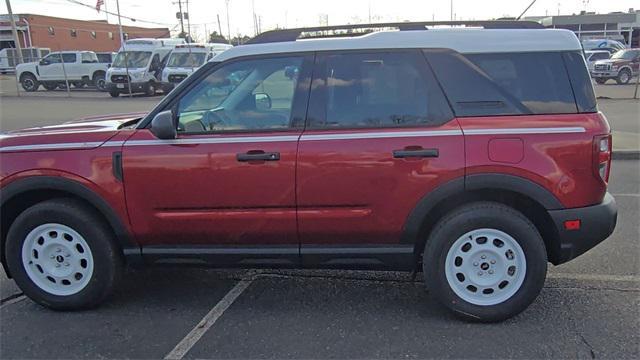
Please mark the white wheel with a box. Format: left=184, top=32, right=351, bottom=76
left=445, top=228, right=526, bottom=306
left=21, top=223, right=94, bottom=296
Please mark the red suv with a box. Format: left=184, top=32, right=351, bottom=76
left=0, top=22, right=617, bottom=322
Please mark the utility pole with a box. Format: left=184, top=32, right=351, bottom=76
left=450, top=0, right=453, bottom=21
left=217, top=14, right=224, bottom=41
left=186, top=0, right=191, bottom=41
left=252, top=0, right=257, bottom=36
left=5, top=0, right=23, bottom=65
left=115, top=0, right=132, bottom=97
left=225, top=0, right=231, bottom=45
left=177, top=0, right=185, bottom=35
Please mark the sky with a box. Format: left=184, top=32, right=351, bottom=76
left=3, top=0, right=639, bottom=42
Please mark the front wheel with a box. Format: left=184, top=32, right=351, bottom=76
left=423, top=202, right=547, bottom=322
left=109, top=90, right=120, bottom=98
left=595, top=78, right=607, bottom=84
left=20, top=73, right=39, bottom=92
left=94, top=74, right=106, bottom=91
left=145, top=82, right=157, bottom=96
left=5, top=199, right=123, bottom=310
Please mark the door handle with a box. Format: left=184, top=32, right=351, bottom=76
left=393, top=148, right=439, bottom=158
left=236, top=151, right=280, bottom=162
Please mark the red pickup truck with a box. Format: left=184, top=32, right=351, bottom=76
left=0, top=22, right=617, bottom=322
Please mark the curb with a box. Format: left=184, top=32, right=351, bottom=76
left=612, top=150, right=640, bottom=160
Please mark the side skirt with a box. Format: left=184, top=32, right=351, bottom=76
left=130, top=245, right=415, bottom=271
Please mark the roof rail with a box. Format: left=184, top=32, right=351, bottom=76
left=244, top=20, right=545, bottom=45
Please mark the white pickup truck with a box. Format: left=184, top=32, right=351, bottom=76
left=16, top=51, right=109, bottom=92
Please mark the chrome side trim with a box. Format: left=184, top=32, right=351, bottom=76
left=0, top=142, right=103, bottom=153
left=463, top=127, right=586, bottom=135
left=300, top=130, right=463, bottom=141
left=120, top=135, right=301, bottom=147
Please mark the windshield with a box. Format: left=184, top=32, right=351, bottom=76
left=112, top=51, right=152, bottom=68
left=167, top=52, right=207, bottom=68
left=611, top=50, right=638, bottom=60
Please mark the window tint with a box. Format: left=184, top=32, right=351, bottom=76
left=425, top=50, right=578, bottom=116
left=62, top=53, right=77, bottom=63
left=177, top=56, right=304, bottom=133
left=308, top=51, right=452, bottom=129
left=96, top=53, right=112, bottom=63
left=592, top=52, right=609, bottom=61
left=563, top=52, right=597, bottom=113
left=81, top=52, right=97, bottom=63
left=44, top=54, right=62, bottom=64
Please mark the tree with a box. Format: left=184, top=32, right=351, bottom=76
left=208, top=31, right=229, bottom=44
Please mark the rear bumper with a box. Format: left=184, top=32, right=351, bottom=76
left=548, top=193, right=617, bottom=265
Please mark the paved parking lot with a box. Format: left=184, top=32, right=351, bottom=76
left=1, top=160, right=637, bottom=359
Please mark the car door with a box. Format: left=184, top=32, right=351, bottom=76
left=61, top=53, right=78, bottom=79
left=122, top=54, right=312, bottom=251
left=37, top=53, right=62, bottom=80
left=297, top=50, right=464, bottom=266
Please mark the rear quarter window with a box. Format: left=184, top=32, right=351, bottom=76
left=424, top=50, right=581, bottom=116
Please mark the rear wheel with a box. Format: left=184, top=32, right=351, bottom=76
left=5, top=199, right=123, bottom=310
left=616, top=69, right=632, bottom=85
left=71, top=81, right=85, bottom=88
left=20, top=73, right=39, bottom=92
left=109, top=90, right=120, bottom=98
left=94, top=74, right=106, bottom=91
left=595, top=78, right=607, bottom=84
left=423, top=202, right=547, bottom=322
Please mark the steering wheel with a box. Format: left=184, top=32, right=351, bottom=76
left=201, top=109, right=228, bottom=131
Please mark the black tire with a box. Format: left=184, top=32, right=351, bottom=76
left=422, top=202, right=547, bottom=322
left=93, top=73, right=106, bottom=91
left=42, top=82, right=58, bottom=91
left=5, top=199, right=123, bottom=310
left=109, top=90, right=120, bottom=98
left=71, top=81, right=85, bottom=88
left=20, top=73, right=39, bottom=92
left=595, top=78, right=607, bottom=84
left=145, top=81, right=157, bottom=96
left=616, top=69, right=632, bottom=85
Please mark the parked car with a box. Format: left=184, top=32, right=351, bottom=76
left=0, top=22, right=617, bottom=322
left=161, top=43, right=233, bottom=92
left=591, top=48, right=640, bottom=84
left=584, top=50, right=610, bottom=72
left=106, top=38, right=185, bottom=97
left=0, top=47, right=50, bottom=74
left=15, top=51, right=109, bottom=91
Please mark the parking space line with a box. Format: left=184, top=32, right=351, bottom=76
left=0, top=294, right=26, bottom=309
left=164, top=279, right=254, bottom=360
left=548, top=273, right=639, bottom=283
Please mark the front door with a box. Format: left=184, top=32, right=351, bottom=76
left=122, top=55, right=312, bottom=248
left=37, top=53, right=63, bottom=81
left=296, top=50, right=465, bottom=265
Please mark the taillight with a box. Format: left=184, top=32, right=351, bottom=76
left=593, top=134, right=612, bottom=183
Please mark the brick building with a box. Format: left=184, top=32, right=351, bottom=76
left=0, top=14, right=170, bottom=52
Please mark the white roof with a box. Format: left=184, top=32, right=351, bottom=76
left=213, top=28, right=581, bottom=62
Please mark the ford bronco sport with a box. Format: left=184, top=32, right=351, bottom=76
left=0, top=21, right=618, bottom=322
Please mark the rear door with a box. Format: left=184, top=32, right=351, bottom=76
left=296, top=50, right=464, bottom=266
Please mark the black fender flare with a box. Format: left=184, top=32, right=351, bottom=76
left=1, top=176, right=138, bottom=253
left=400, top=173, right=563, bottom=250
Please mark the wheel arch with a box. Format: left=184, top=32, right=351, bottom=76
left=92, top=70, right=106, bottom=81
left=402, top=174, right=564, bottom=269
left=19, top=71, right=37, bottom=82
left=1, top=176, right=138, bottom=277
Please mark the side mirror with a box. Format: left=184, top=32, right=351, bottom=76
left=255, top=93, right=272, bottom=110
left=39, top=59, right=49, bottom=65
left=149, top=110, right=177, bottom=139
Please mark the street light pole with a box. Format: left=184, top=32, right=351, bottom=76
left=225, top=0, right=231, bottom=45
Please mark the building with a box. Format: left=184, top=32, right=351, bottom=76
left=528, top=9, right=640, bottom=47
left=0, top=14, right=170, bottom=52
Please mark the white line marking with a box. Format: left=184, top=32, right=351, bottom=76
left=164, top=279, right=253, bottom=360
left=611, top=193, right=640, bottom=198
left=548, top=273, right=640, bottom=283
left=0, top=295, right=26, bottom=309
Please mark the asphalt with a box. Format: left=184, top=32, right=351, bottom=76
left=0, top=160, right=638, bottom=359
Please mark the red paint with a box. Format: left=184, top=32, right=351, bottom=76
left=0, top=110, right=612, bottom=248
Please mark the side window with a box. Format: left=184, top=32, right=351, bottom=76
left=593, top=53, right=609, bottom=61
left=44, top=54, right=61, bottom=64
left=425, top=50, right=577, bottom=116
left=308, top=51, right=452, bottom=129
left=176, top=56, right=304, bottom=133
left=62, top=53, right=77, bottom=63
left=563, top=51, right=597, bottom=113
